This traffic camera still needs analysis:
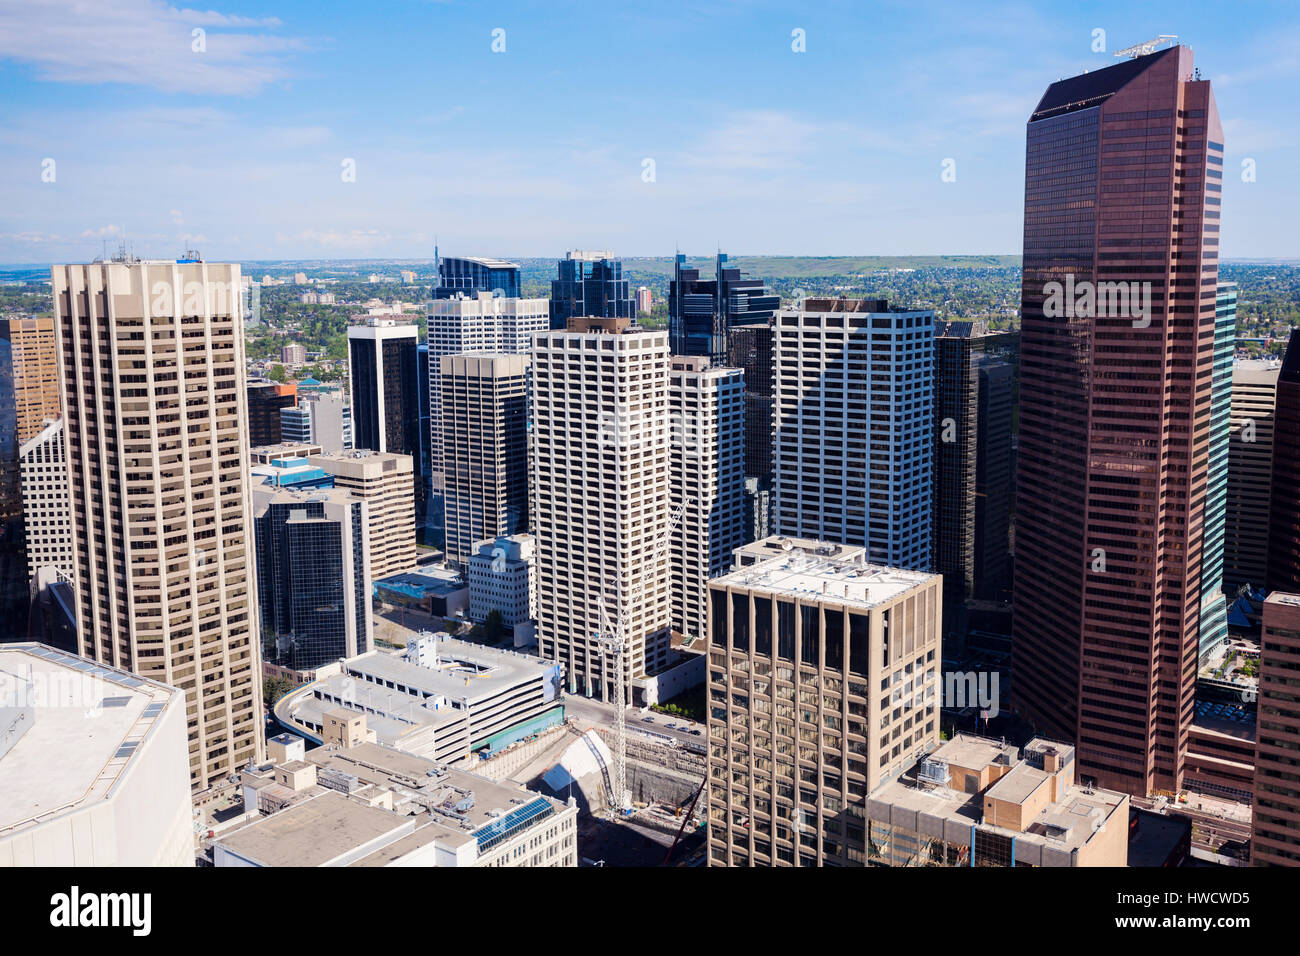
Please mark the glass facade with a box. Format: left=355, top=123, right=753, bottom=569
left=548, top=255, right=634, bottom=330
left=433, top=256, right=521, bottom=299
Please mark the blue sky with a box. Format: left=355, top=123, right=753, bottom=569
left=1, top=0, right=1297, bottom=263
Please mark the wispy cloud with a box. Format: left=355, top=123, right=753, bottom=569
left=0, top=0, right=306, bottom=95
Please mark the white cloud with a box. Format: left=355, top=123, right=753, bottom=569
left=0, top=0, right=305, bottom=95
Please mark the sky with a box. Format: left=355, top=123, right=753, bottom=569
left=0, top=0, right=1297, bottom=264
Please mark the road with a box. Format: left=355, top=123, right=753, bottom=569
left=562, top=695, right=707, bottom=749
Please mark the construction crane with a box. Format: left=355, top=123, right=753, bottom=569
left=596, top=499, right=687, bottom=814
left=1114, top=35, right=1177, bottom=59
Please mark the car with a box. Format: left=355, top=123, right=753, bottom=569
left=642, top=716, right=654, bottom=723
left=691, top=729, right=702, bottom=736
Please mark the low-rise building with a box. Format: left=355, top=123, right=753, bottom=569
left=273, top=635, right=565, bottom=764
left=217, top=728, right=577, bottom=867
left=467, top=534, right=537, bottom=631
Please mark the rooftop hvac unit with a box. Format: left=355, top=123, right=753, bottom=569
left=917, top=757, right=951, bottom=787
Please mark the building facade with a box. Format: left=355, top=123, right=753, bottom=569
left=1252, top=592, right=1300, bottom=866
left=18, top=418, right=73, bottom=580
left=310, top=451, right=416, bottom=579
left=253, top=485, right=372, bottom=672
left=246, top=380, right=296, bottom=448
left=1012, top=45, right=1222, bottom=795
left=433, top=254, right=522, bottom=300
left=932, top=321, right=1018, bottom=641
left=467, top=534, right=537, bottom=628
left=53, top=259, right=263, bottom=789
left=1225, top=358, right=1281, bottom=591
left=772, top=298, right=934, bottom=569
left=1199, top=283, right=1237, bottom=662
left=548, top=250, right=635, bottom=330
left=1267, top=334, right=1300, bottom=595
left=440, top=354, right=530, bottom=567
left=705, top=550, right=942, bottom=866
left=530, top=322, right=673, bottom=700
left=669, top=357, right=744, bottom=644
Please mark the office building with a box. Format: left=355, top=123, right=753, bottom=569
left=468, top=534, right=537, bottom=631
left=274, top=635, right=564, bottom=762
left=548, top=250, right=634, bottom=330
left=669, top=252, right=779, bottom=363
left=1200, top=283, right=1237, bottom=662
left=1267, top=334, right=1300, bottom=595
left=19, top=419, right=72, bottom=580
left=669, top=357, right=744, bottom=644
left=417, top=343, right=433, bottom=539
left=1012, top=45, right=1222, bottom=795
left=433, top=253, right=522, bottom=300
left=282, top=387, right=352, bottom=454
left=280, top=404, right=312, bottom=444
left=246, top=380, right=296, bottom=448
left=1252, top=592, right=1300, bottom=866
left=310, top=451, right=415, bottom=578
left=253, top=484, right=372, bottom=672
left=347, top=317, right=420, bottom=458
left=54, top=259, right=263, bottom=789
left=0, top=317, right=62, bottom=635
left=531, top=319, right=673, bottom=699
left=932, top=321, right=1017, bottom=641
left=1226, top=358, right=1281, bottom=591
left=727, top=321, right=776, bottom=489
left=705, top=549, right=942, bottom=866
left=216, top=733, right=576, bottom=867
left=772, top=298, right=934, bottom=569
left=0, top=643, right=194, bottom=866
left=440, top=354, right=530, bottom=566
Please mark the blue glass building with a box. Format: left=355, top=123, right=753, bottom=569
left=432, top=253, right=522, bottom=300
left=548, top=251, right=634, bottom=330
left=1199, top=283, right=1237, bottom=663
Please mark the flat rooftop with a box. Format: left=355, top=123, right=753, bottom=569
left=713, top=551, right=937, bottom=611
left=215, top=790, right=413, bottom=867
left=0, top=644, right=180, bottom=835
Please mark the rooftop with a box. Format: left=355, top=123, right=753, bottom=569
left=714, top=550, right=937, bottom=610
left=0, top=644, right=181, bottom=835
left=214, top=790, right=413, bottom=867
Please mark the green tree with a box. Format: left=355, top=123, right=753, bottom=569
left=268, top=364, right=287, bottom=383
left=484, top=609, right=505, bottom=641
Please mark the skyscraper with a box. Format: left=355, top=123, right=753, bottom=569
left=0, top=316, right=62, bottom=636
left=440, top=354, right=530, bottom=567
left=53, top=259, right=263, bottom=789
left=669, top=252, right=778, bottom=362
left=1012, top=44, right=1222, bottom=795
left=530, top=319, right=672, bottom=700
left=253, top=484, right=372, bottom=672
left=1199, top=283, right=1237, bottom=662
left=310, top=451, right=416, bottom=580
left=1251, top=591, right=1300, bottom=866
left=668, top=357, right=744, bottom=644
left=19, top=418, right=73, bottom=581
left=772, top=298, right=934, bottom=569
left=1225, top=357, right=1280, bottom=591
left=1267, top=333, right=1300, bottom=595
left=246, top=380, right=296, bottom=447
left=932, top=321, right=1018, bottom=642
left=705, top=549, right=942, bottom=866
left=432, top=254, right=522, bottom=299
left=548, top=250, right=634, bottom=330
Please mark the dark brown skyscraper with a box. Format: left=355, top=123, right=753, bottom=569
left=1266, top=334, right=1300, bottom=595
left=1012, top=45, right=1222, bottom=796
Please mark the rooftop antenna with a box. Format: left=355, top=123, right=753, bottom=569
left=1113, top=35, right=1177, bottom=59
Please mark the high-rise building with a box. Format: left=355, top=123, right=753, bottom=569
left=668, top=357, right=744, bottom=644
left=669, top=252, right=779, bottom=362
left=253, top=484, right=372, bottom=672
left=284, top=387, right=352, bottom=454
left=1225, top=357, right=1281, bottom=591
left=705, top=548, right=942, bottom=866
left=281, top=343, right=306, bottom=365
left=1251, top=591, right=1300, bottom=866
left=417, top=343, right=433, bottom=540
left=772, top=298, right=934, bottom=569
left=548, top=250, right=634, bottom=330
left=531, top=319, right=673, bottom=699
left=932, top=321, right=1018, bottom=641
left=246, top=380, right=296, bottom=447
left=19, top=418, right=72, bottom=580
left=636, top=286, right=652, bottom=314
left=1267, top=334, right=1300, bottom=595
left=1199, top=283, right=1237, bottom=662
left=432, top=253, right=522, bottom=299
left=440, top=354, right=530, bottom=567
left=1012, top=45, right=1222, bottom=795
left=53, top=259, right=263, bottom=789
left=1, top=317, right=62, bottom=636
left=310, top=451, right=415, bottom=579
